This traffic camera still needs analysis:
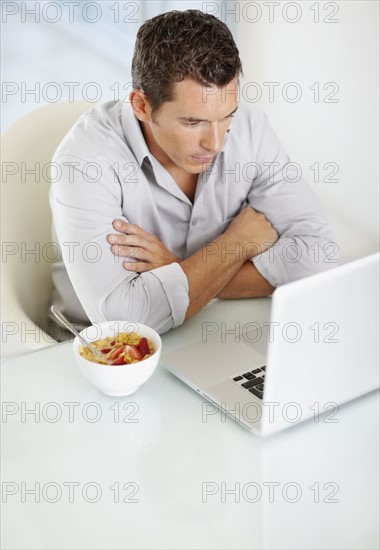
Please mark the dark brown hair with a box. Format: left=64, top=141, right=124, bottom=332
left=131, top=9, right=243, bottom=114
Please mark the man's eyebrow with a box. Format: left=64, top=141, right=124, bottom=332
left=179, top=106, right=239, bottom=123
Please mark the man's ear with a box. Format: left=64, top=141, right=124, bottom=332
left=129, top=89, right=152, bottom=122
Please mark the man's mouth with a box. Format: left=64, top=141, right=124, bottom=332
left=192, top=155, right=214, bottom=164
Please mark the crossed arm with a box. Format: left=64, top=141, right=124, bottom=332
left=107, top=207, right=277, bottom=320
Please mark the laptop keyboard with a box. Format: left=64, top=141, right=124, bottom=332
left=232, top=366, right=266, bottom=400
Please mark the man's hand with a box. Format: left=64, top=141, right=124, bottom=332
left=224, top=206, right=278, bottom=258
left=107, top=219, right=180, bottom=272
left=180, top=206, right=278, bottom=319
left=212, top=207, right=277, bottom=299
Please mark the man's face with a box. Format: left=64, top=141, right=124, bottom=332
left=141, top=77, right=239, bottom=175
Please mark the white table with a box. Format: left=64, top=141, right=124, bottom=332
left=1, top=298, right=379, bottom=550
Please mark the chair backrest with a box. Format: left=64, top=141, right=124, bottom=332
left=1, top=102, right=92, bottom=346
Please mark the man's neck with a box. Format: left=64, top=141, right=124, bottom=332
left=140, top=120, right=199, bottom=202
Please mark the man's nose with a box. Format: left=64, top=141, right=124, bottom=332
left=200, top=123, right=224, bottom=154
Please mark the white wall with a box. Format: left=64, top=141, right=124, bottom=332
left=0, top=0, right=208, bottom=133
left=233, top=0, right=379, bottom=261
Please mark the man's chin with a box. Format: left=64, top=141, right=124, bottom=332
left=187, top=159, right=214, bottom=174
left=192, top=165, right=209, bottom=174
left=180, top=164, right=206, bottom=175
left=175, top=158, right=214, bottom=175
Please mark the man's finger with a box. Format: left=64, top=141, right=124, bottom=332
left=123, top=260, right=151, bottom=273
left=113, top=220, right=154, bottom=240
left=111, top=244, right=141, bottom=258
left=111, top=243, right=155, bottom=261
left=107, top=234, right=155, bottom=252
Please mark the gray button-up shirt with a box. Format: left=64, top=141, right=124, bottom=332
left=49, top=100, right=338, bottom=335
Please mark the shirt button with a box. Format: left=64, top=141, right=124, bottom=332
left=191, top=218, right=198, bottom=226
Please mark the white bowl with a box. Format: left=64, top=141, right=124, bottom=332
left=73, top=321, right=162, bottom=397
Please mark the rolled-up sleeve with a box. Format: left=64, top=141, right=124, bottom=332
left=49, top=154, right=189, bottom=333
left=104, top=263, right=189, bottom=334
left=246, top=112, right=340, bottom=287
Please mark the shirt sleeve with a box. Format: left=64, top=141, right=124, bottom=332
left=246, top=112, right=340, bottom=287
left=49, top=154, right=189, bottom=333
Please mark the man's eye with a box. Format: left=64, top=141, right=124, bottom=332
left=184, top=121, right=200, bottom=127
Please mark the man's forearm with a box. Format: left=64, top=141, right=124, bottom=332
left=179, top=233, right=247, bottom=320
left=217, top=261, right=274, bottom=299
left=109, top=207, right=278, bottom=321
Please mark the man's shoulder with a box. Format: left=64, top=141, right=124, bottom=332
left=234, top=103, right=268, bottom=131
left=52, top=100, right=129, bottom=163
left=226, top=103, right=269, bottom=157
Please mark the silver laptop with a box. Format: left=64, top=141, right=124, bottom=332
left=163, top=253, right=379, bottom=436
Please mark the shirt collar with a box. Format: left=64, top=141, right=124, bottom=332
left=222, top=128, right=231, bottom=152
left=121, top=101, right=152, bottom=167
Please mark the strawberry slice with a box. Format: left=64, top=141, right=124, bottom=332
left=138, top=337, right=149, bottom=358
left=111, top=355, right=126, bottom=365
left=124, top=344, right=142, bottom=361
left=106, top=346, right=124, bottom=361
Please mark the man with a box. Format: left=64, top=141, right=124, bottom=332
left=49, top=9, right=338, bottom=339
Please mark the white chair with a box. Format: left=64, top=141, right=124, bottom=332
left=1, top=102, right=92, bottom=352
